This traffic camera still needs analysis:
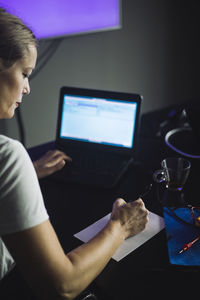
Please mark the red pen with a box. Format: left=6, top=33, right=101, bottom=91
left=178, top=235, right=200, bottom=254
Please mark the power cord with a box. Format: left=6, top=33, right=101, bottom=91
left=15, top=107, right=26, bottom=146
left=165, top=127, right=200, bottom=159
left=30, top=39, right=62, bottom=80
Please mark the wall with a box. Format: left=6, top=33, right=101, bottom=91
left=1, top=0, right=200, bottom=148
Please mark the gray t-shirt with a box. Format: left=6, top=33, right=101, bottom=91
left=0, top=135, right=49, bottom=279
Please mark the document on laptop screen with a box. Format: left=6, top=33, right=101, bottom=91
left=60, top=95, right=138, bottom=148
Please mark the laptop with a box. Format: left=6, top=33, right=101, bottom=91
left=52, top=86, right=142, bottom=188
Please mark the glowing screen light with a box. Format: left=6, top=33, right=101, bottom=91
left=0, top=0, right=121, bottom=39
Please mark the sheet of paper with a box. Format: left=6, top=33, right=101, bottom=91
left=74, top=211, right=165, bottom=261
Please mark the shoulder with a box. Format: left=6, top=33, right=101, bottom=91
left=0, top=134, right=37, bottom=193
left=0, top=135, right=32, bottom=171
left=0, top=134, right=20, bottom=146
left=0, top=135, right=25, bottom=159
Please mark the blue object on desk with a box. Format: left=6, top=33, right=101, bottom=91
left=163, top=207, right=200, bottom=266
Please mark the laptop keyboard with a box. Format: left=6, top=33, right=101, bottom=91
left=69, top=151, right=131, bottom=176
left=51, top=147, right=133, bottom=187
left=69, top=152, right=130, bottom=175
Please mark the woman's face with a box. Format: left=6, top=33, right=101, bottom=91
left=0, top=45, right=37, bottom=119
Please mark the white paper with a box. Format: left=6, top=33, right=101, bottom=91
left=74, top=211, right=165, bottom=261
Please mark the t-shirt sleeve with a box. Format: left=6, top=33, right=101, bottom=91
left=0, top=137, right=49, bottom=235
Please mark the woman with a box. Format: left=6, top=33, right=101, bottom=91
left=0, top=7, right=148, bottom=300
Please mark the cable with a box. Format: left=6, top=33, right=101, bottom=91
left=165, top=127, right=200, bottom=159
left=30, top=39, right=62, bottom=80
left=166, top=207, right=194, bottom=227
left=15, top=107, right=26, bottom=146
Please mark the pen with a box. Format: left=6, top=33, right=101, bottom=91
left=178, top=235, right=200, bottom=254
left=127, top=183, right=152, bottom=203
left=139, top=183, right=152, bottom=198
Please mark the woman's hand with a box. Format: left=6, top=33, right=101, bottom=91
left=33, top=150, right=72, bottom=179
left=110, top=198, right=149, bottom=240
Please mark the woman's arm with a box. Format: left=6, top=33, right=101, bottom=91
left=2, top=198, right=148, bottom=300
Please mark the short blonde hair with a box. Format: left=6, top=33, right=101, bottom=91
left=0, top=7, right=37, bottom=70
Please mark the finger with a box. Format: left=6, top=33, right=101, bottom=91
left=50, top=154, right=72, bottom=164
left=129, top=199, right=148, bottom=218
left=44, top=157, right=67, bottom=168
left=41, top=153, right=71, bottom=167
left=127, top=198, right=143, bottom=209
left=139, top=208, right=149, bottom=220
left=50, top=159, right=66, bottom=171
left=46, top=150, right=72, bottom=162
left=40, top=159, right=66, bottom=177
left=112, top=198, right=126, bottom=210
left=115, top=198, right=126, bottom=207
left=140, top=212, right=149, bottom=231
left=42, top=150, right=70, bottom=161
left=133, top=198, right=146, bottom=209
left=135, top=197, right=144, bottom=204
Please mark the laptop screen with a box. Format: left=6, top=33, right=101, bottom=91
left=59, top=94, right=138, bottom=149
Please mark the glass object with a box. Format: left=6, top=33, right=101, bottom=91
left=153, top=157, right=191, bottom=192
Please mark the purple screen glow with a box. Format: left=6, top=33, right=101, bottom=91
left=0, top=0, right=121, bottom=39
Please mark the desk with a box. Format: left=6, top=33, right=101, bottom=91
left=28, top=104, right=200, bottom=300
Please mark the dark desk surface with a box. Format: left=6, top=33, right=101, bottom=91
left=28, top=103, right=200, bottom=300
